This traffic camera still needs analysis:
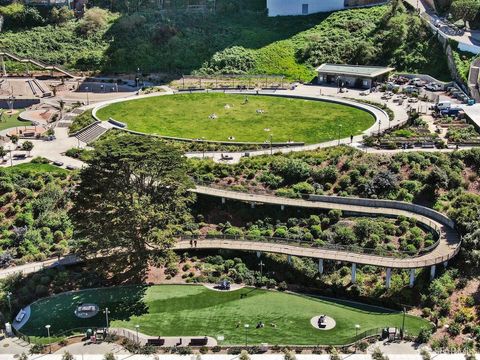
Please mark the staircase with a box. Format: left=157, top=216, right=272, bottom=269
left=0, top=50, right=78, bottom=78
left=74, top=122, right=109, bottom=143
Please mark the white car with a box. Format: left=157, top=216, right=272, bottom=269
left=426, top=83, right=443, bottom=91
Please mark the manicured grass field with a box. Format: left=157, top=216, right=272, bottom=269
left=1, top=163, right=67, bottom=174
left=20, top=285, right=428, bottom=345
left=0, top=110, right=28, bottom=132
left=96, top=94, right=375, bottom=144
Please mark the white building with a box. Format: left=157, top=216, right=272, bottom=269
left=267, top=0, right=385, bottom=16
left=267, top=0, right=345, bottom=16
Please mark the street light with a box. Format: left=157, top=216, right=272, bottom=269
left=103, top=307, right=110, bottom=329
left=401, top=307, right=406, bottom=339
left=201, top=137, right=206, bottom=159
left=259, top=261, right=264, bottom=278
left=264, top=128, right=273, bottom=155
left=85, top=86, right=89, bottom=105
left=6, top=292, right=11, bottom=313
left=355, top=324, right=360, bottom=337
left=337, top=124, right=343, bottom=146
left=244, top=324, right=249, bottom=346
left=135, top=324, right=140, bottom=344
left=45, top=324, right=51, bottom=353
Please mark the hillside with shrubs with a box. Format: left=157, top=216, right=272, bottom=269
left=0, top=0, right=449, bottom=80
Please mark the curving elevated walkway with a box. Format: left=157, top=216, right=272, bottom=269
left=182, top=186, right=461, bottom=271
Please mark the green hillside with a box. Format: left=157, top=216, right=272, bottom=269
left=0, top=0, right=450, bottom=80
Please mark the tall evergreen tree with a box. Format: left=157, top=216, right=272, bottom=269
left=71, top=134, right=194, bottom=263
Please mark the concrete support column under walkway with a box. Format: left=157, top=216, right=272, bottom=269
left=409, top=269, right=416, bottom=288
left=318, top=259, right=324, bottom=274
left=430, top=265, right=436, bottom=280
left=385, top=268, right=392, bottom=288
left=351, top=263, right=357, bottom=283
left=221, top=197, right=225, bottom=204
left=287, top=255, right=292, bottom=264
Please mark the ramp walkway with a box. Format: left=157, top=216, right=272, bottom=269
left=184, top=186, right=461, bottom=270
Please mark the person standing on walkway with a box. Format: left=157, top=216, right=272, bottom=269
left=194, top=240, right=197, bottom=247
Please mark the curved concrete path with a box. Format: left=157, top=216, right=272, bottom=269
left=181, top=186, right=460, bottom=269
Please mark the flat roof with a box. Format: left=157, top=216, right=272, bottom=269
left=316, top=63, right=395, bottom=78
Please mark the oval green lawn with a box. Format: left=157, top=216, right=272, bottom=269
left=20, top=285, right=428, bottom=345
left=96, top=93, right=375, bottom=144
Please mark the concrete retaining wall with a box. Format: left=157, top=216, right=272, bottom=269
left=308, top=195, right=455, bottom=229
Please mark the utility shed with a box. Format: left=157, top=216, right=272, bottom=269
left=316, top=64, right=395, bottom=89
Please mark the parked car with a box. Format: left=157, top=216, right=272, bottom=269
left=53, top=161, right=64, bottom=167
left=425, top=83, right=443, bottom=91
left=403, top=85, right=419, bottom=94
left=66, top=165, right=77, bottom=170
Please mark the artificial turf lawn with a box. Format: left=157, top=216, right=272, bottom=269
left=20, top=285, right=428, bottom=345
left=96, top=93, right=375, bottom=144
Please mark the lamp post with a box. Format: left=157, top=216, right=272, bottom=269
left=85, top=86, right=89, bottom=105
left=258, top=261, right=264, bottom=280
left=377, top=119, right=381, bottom=136
left=401, top=307, right=406, bottom=339
left=244, top=324, right=249, bottom=346
left=354, top=324, right=360, bottom=352
left=135, top=324, right=140, bottom=344
left=45, top=324, right=51, bottom=353
left=6, top=292, right=11, bottom=313
left=103, top=307, right=110, bottom=329
left=355, top=324, right=360, bottom=337
left=201, top=137, right=206, bottom=159
left=337, top=124, right=343, bottom=145
left=264, top=128, right=273, bottom=155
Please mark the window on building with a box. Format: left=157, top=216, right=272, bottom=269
left=302, top=3, right=309, bottom=14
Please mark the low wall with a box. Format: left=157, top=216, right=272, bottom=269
left=0, top=98, right=40, bottom=109
left=308, top=194, right=455, bottom=229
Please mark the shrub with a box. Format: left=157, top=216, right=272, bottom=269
left=77, top=7, right=109, bottom=36
left=239, top=350, right=250, bottom=360
left=447, top=322, right=461, bottom=336
left=416, top=326, right=432, bottom=343
left=104, top=353, right=116, bottom=360
left=277, top=281, right=288, bottom=291
left=62, top=352, right=74, bottom=360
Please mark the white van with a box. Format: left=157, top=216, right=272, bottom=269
left=436, top=101, right=452, bottom=110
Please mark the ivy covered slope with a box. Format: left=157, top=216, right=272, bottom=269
left=0, top=0, right=449, bottom=80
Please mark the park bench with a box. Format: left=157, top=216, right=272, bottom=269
left=189, top=337, right=208, bottom=346
left=147, top=338, right=165, bottom=346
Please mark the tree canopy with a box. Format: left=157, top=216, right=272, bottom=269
left=71, top=134, right=194, bottom=262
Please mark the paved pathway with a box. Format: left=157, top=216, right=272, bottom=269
left=53, top=341, right=129, bottom=355
left=110, top=328, right=217, bottom=347
left=0, top=126, right=85, bottom=169
left=184, top=186, right=460, bottom=269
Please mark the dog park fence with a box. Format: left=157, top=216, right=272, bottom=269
left=12, top=325, right=423, bottom=350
